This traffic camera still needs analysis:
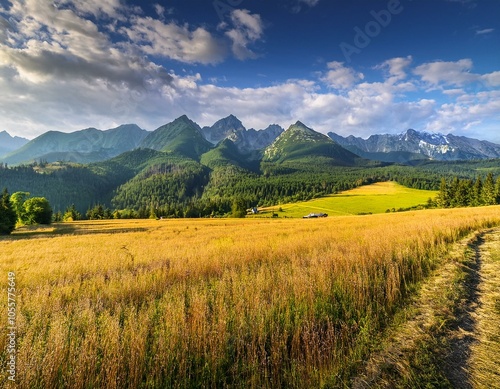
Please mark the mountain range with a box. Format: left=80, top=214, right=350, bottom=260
left=328, top=129, right=500, bottom=163
left=0, top=124, right=148, bottom=165
left=0, top=131, right=29, bottom=157
left=2, top=115, right=500, bottom=166
left=3, top=114, right=500, bottom=217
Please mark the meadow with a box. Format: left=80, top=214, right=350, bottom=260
left=1, top=206, right=500, bottom=388
left=255, top=181, right=437, bottom=218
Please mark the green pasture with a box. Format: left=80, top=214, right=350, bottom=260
left=254, top=181, right=438, bottom=218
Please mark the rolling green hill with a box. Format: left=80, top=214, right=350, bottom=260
left=254, top=182, right=438, bottom=218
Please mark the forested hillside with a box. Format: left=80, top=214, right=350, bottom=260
left=2, top=117, right=500, bottom=218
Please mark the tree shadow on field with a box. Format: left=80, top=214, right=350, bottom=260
left=1, top=223, right=148, bottom=241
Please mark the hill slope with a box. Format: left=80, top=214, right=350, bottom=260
left=140, top=115, right=212, bottom=160
left=1, top=124, right=148, bottom=165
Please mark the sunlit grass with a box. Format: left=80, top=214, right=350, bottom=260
left=0, top=207, right=499, bottom=388
left=255, top=181, right=437, bottom=218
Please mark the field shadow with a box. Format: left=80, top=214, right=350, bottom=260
left=0, top=224, right=148, bottom=241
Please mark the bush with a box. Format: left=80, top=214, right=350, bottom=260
left=23, top=197, right=53, bottom=225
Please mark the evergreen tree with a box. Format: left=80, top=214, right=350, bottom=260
left=86, top=204, right=105, bottom=220
left=495, top=177, right=500, bottom=204
left=0, top=188, right=17, bottom=235
left=482, top=172, right=496, bottom=205
left=436, top=178, right=450, bottom=208
left=448, top=177, right=461, bottom=207
left=63, top=204, right=82, bottom=221
left=455, top=179, right=472, bottom=207
left=231, top=198, right=247, bottom=218
left=471, top=176, right=483, bottom=207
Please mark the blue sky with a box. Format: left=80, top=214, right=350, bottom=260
left=0, top=0, right=499, bottom=141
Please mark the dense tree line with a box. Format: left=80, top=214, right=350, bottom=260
left=0, top=163, right=123, bottom=213
left=436, top=172, right=500, bottom=208
left=3, top=155, right=500, bottom=219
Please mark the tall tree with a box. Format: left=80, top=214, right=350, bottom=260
left=10, top=191, right=30, bottom=224
left=482, top=172, right=496, bottom=205
left=495, top=176, right=500, bottom=204
left=436, top=178, right=450, bottom=208
left=471, top=176, right=483, bottom=207
left=0, top=188, right=17, bottom=235
left=231, top=197, right=247, bottom=218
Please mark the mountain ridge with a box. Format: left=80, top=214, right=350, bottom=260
left=328, top=129, right=500, bottom=162
left=3, top=115, right=500, bottom=166
left=1, top=124, right=148, bottom=165
left=0, top=131, right=30, bottom=157
left=263, top=121, right=367, bottom=167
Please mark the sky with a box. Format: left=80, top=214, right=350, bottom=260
left=0, top=0, right=499, bottom=141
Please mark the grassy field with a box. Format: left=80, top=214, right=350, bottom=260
left=254, top=181, right=437, bottom=218
left=1, top=207, right=499, bottom=388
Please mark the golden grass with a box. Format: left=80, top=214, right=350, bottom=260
left=469, top=230, right=500, bottom=388
left=1, top=207, right=500, bottom=388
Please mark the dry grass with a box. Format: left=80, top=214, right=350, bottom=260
left=468, top=230, right=500, bottom=388
left=1, top=207, right=500, bottom=388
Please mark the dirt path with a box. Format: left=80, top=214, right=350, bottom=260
left=467, top=229, right=500, bottom=388
left=351, top=228, right=500, bottom=388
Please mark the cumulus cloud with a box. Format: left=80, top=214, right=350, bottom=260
left=0, top=1, right=498, bottom=143
left=224, top=9, right=264, bottom=60
left=413, top=59, right=478, bottom=86
left=122, top=17, right=227, bottom=64
left=321, top=61, right=364, bottom=90
left=375, top=56, right=413, bottom=83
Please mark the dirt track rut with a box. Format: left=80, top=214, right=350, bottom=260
left=351, top=228, right=500, bottom=388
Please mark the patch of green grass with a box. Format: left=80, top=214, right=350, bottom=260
left=254, top=182, right=437, bottom=218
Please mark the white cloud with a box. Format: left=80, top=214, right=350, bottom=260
left=122, top=17, right=227, bottom=64
left=321, top=61, right=364, bottom=90
left=225, top=9, right=264, bottom=60
left=300, top=0, right=320, bottom=6
left=153, top=4, right=165, bottom=19
left=476, top=28, right=494, bottom=35
left=442, top=88, right=465, bottom=96
left=1, top=0, right=167, bottom=88
left=0, top=1, right=498, bottom=143
left=292, top=0, right=321, bottom=13
left=375, top=56, right=413, bottom=83
left=482, top=71, right=500, bottom=87
left=413, top=59, right=478, bottom=86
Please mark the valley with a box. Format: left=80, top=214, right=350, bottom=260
left=1, top=115, right=500, bottom=388
left=2, top=115, right=500, bottom=219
